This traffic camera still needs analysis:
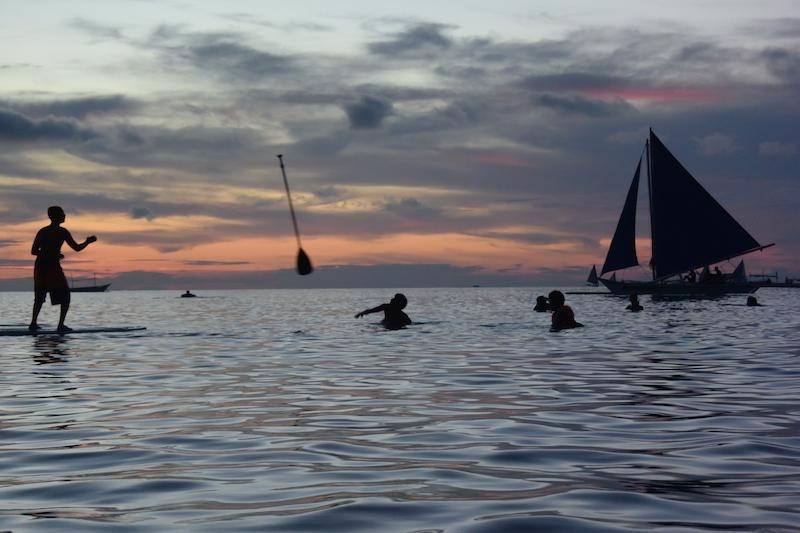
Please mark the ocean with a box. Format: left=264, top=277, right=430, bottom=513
left=1, top=288, right=799, bottom=531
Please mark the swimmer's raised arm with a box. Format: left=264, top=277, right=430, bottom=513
left=355, top=304, right=386, bottom=318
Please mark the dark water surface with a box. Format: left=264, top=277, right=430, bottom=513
left=1, top=288, right=799, bottom=531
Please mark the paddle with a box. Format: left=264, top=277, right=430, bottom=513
left=277, top=154, right=313, bottom=275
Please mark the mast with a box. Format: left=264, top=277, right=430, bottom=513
left=646, top=129, right=656, bottom=281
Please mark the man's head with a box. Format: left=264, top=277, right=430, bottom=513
left=390, top=293, right=408, bottom=309
left=47, top=206, right=65, bottom=223
left=548, top=290, right=565, bottom=309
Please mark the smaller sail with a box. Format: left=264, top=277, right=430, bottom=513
left=601, top=157, right=642, bottom=275
left=732, top=260, right=747, bottom=282
left=587, top=265, right=599, bottom=286
left=610, top=272, right=617, bottom=281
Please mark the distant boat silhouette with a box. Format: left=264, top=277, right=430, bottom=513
left=70, top=273, right=110, bottom=293
left=599, top=129, right=773, bottom=295
left=586, top=265, right=599, bottom=286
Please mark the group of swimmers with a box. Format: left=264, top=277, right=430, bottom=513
left=25, top=205, right=767, bottom=333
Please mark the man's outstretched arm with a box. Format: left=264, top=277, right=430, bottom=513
left=64, top=230, right=97, bottom=252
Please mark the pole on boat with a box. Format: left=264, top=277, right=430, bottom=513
left=277, top=154, right=313, bottom=276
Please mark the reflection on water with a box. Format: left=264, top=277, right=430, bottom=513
left=0, top=288, right=799, bottom=531
left=32, top=336, right=69, bottom=365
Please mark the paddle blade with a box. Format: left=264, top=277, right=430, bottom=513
left=296, top=248, right=313, bottom=276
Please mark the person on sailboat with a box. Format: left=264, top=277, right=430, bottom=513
left=626, top=293, right=644, bottom=312
left=29, top=206, right=97, bottom=332
left=548, top=290, right=582, bottom=331
left=533, top=295, right=549, bottom=312
left=355, top=293, right=412, bottom=330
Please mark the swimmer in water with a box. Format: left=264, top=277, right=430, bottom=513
left=533, top=295, right=549, bottom=312
left=549, top=290, right=583, bottom=331
left=626, top=293, right=644, bottom=312
left=355, top=293, right=412, bottom=330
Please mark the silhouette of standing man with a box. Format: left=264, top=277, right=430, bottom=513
left=29, top=206, right=97, bottom=332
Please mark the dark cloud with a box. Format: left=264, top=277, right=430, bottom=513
left=535, top=93, right=635, bottom=117
left=0, top=258, right=32, bottom=267
left=69, top=18, right=125, bottom=41
left=382, top=197, right=440, bottom=218
left=743, top=18, right=800, bottom=39
left=0, top=109, right=95, bottom=142
left=144, top=26, right=295, bottom=81
left=221, top=13, right=333, bottom=32
left=130, top=206, right=155, bottom=220
left=0, top=239, right=18, bottom=247
left=183, top=260, right=251, bottom=266
left=520, top=72, right=630, bottom=92
left=368, top=23, right=454, bottom=56
left=761, top=47, right=800, bottom=83
left=344, top=96, right=393, bottom=129
left=186, top=41, right=293, bottom=79
left=6, top=95, right=139, bottom=119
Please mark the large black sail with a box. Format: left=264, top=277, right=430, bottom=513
left=601, top=157, right=641, bottom=275
left=649, top=131, right=762, bottom=280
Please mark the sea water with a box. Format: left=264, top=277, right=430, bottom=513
left=0, top=288, right=798, bottom=531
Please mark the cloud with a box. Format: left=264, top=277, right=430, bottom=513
left=344, top=96, right=393, bottom=129
left=368, top=23, right=454, bottom=56
left=694, top=132, right=738, bottom=155
left=130, top=206, right=155, bottom=220
left=759, top=141, right=797, bottom=156
left=145, top=26, right=295, bottom=81
left=0, top=109, right=96, bottom=143
left=6, top=95, right=139, bottom=119
left=382, top=197, right=440, bottom=218
left=69, top=18, right=125, bottom=41
left=182, top=260, right=251, bottom=266
left=535, top=93, right=635, bottom=117
left=761, top=47, right=800, bottom=83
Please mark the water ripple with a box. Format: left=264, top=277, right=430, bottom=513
left=0, top=288, right=799, bottom=531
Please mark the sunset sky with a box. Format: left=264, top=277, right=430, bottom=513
left=1, top=1, right=798, bottom=287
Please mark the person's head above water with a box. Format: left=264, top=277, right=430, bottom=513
left=536, top=296, right=548, bottom=305
left=390, top=293, right=407, bottom=309
left=629, top=293, right=639, bottom=303
left=47, top=205, right=65, bottom=223
left=746, top=296, right=758, bottom=306
left=548, top=290, right=565, bottom=309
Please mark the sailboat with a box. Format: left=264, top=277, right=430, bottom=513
left=70, top=273, right=111, bottom=293
left=599, top=129, right=773, bottom=295
left=586, top=265, right=599, bottom=286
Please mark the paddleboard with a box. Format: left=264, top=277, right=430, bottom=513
left=0, top=326, right=146, bottom=337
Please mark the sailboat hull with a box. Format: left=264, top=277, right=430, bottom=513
left=600, top=278, right=758, bottom=295
left=71, top=284, right=111, bottom=293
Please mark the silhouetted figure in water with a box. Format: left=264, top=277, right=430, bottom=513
left=684, top=269, right=697, bottom=283
left=626, top=293, right=644, bottom=312
left=746, top=296, right=762, bottom=307
left=181, top=290, right=197, bottom=298
left=355, top=293, right=412, bottom=330
left=29, top=206, right=97, bottom=332
left=549, top=290, right=582, bottom=331
left=533, top=295, right=549, bottom=312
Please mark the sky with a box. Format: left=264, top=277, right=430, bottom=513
left=0, top=0, right=798, bottom=288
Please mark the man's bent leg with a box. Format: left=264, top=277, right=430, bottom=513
left=57, top=296, right=71, bottom=331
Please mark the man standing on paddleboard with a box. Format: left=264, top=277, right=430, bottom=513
left=29, top=206, right=97, bottom=332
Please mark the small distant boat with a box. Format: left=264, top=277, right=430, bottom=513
left=586, top=265, right=599, bottom=286
left=599, top=129, right=773, bottom=295
left=70, top=273, right=110, bottom=293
